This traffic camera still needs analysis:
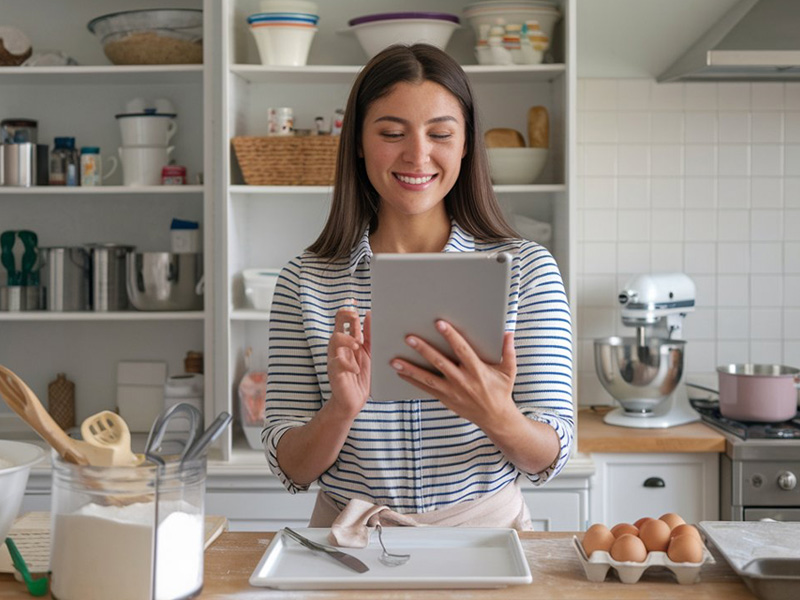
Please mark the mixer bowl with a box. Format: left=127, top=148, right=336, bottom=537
left=126, top=252, right=203, bottom=311
left=594, top=336, right=686, bottom=413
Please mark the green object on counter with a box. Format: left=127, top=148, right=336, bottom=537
left=4, top=538, right=48, bottom=596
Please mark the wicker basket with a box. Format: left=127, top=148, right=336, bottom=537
left=231, top=135, right=340, bottom=186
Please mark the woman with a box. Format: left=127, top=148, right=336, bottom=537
left=263, top=44, right=573, bottom=530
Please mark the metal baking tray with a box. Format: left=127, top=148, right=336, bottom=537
left=699, top=521, right=800, bottom=600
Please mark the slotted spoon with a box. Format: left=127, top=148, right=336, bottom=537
left=375, top=523, right=410, bottom=567
left=81, top=410, right=143, bottom=467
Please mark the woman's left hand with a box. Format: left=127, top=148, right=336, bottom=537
left=391, top=320, right=517, bottom=428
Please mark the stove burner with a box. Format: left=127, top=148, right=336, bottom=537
left=689, top=398, right=800, bottom=440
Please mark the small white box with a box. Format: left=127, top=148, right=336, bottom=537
left=117, top=385, right=164, bottom=432
left=117, top=361, right=168, bottom=386
left=171, top=229, right=201, bottom=253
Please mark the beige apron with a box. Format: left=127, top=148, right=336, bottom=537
left=308, top=479, right=532, bottom=548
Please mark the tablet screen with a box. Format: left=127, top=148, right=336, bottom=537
left=370, top=251, right=512, bottom=402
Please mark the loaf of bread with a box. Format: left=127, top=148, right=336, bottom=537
left=527, top=106, right=549, bottom=148
left=484, top=128, right=525, bottom=148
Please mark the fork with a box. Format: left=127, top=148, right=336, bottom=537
left=375, top=523, right=410, bottom=567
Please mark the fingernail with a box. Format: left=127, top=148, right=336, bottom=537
left=391, top=361, right=403, bottom=371
left=436, top=320, right=447, bottom=332
left=406, top=336, right=418, bottom=347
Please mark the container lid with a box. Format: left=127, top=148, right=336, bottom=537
left=115, top=112, right=177, bottom=119
left=348, top=12, right=460, bottom=26
left=81, top=146, right=100, bottom=154
left=53, top=137, right=75, bottom=148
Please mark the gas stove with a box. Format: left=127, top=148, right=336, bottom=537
left=689, top=398, right=800, bottom=521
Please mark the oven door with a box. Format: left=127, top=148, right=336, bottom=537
left=744, top=508, right=800, bottom=521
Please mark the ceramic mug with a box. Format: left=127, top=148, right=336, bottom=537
left=118, top=146, right=175, bottom=186
left=116, top=114, right=177, bottom=147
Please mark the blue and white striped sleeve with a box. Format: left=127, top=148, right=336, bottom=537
left=511, top=242, right=574, bottom=484
left=263, top=258, right=322, bottom=493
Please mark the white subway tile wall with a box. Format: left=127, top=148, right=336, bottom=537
left=577, top=78, right=800, bottom=406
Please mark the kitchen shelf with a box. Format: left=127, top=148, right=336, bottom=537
left=230, top=64, right=566, bottom=85
left=0, top=65, right=203, bottom=85
left=0, top=186, right=204, bottom=195
left=231, top=309, right=270, bottom=321
left=0, top=311, right=205, bottom=321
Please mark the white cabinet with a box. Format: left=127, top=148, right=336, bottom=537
left=590, top=453, right=720, bottom=526
left=216, top=0, right=577, bottom=460
left=0, top=0, right=213, bottom=423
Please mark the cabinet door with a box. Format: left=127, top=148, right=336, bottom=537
left=523, top=489, right=586, bottom=531
left=592, top=453, right=719, bottom=525
left=205, top=489, right=318, bottom=532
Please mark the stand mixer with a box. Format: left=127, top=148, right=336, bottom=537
left=594, top=273, right=699, bottom=428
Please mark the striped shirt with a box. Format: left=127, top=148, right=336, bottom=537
left=263, top=221, right=574, bottom=514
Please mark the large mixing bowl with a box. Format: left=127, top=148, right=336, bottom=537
left=594, top=336, right=686, bottom=413
left=126, top=252, right=203, bottom=311
left=0, top=440, right=46, bottom=541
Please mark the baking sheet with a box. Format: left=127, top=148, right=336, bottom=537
left=249, top=527, right=532, bottom=590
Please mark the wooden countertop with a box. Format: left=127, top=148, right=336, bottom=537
left=578, top=408, right=727, bottom=453
left=0, top=531, right=754, bottom=599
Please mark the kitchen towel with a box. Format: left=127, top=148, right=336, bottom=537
left=312, top=479, right=532, bottom=548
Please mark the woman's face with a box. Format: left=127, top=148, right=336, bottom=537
left=360, top=80, right=467, bottom=220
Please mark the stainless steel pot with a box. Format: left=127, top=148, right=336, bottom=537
left=717, top=364, right=800, bottom=423
left=39, top=246, right=90, bottom=311
left=126, top=252, right=203, bottom=311
left=86, top=243, right=135, bottom=311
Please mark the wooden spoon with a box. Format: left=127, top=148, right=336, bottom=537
left=0, top=364, right=114, bottom=466
left=81, top=410, right=144, bottom=467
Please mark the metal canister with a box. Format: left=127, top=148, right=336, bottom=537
left=1, top=142, right=37, bottom=187
left=85, top=243, right=135, bottom=311
left=39, top=246, right=90, bottom=311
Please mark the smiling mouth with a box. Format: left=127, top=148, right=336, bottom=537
left=395, top=173, right=437, bottom=185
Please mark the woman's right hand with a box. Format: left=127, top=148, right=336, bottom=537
left=327, top=305, right=371, bottom=418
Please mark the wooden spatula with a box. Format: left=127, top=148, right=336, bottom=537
left=0, top=364, right=114, bottom=466
left=81, top=410, right=144, bottom=467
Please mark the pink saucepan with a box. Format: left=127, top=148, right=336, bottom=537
left=717, top=364, right=800, bottom=422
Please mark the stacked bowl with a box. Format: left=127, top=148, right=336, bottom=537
left=347, top=12, right=460, bottom=60
left=248, top=0, right=319, bottom=66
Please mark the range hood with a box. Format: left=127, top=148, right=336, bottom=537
left=659, top=0, right=800, bottom=82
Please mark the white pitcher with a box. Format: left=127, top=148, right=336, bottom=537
left=118, top=146, right=175, bottom=186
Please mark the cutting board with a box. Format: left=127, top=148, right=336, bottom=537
left=0, top=512, right=228, bottom=575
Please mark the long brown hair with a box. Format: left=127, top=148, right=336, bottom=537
left=308, top=44, right=516, bottom=259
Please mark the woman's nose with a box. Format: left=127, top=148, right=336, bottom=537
left=402, top=134, right=431, bottom=166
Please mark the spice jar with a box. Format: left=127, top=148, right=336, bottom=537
left=161, top=164, right=187, bottom=185
left=80, top=147, right=102, bottom=186
left=49, top=137, right=80, bottom=186
left=50, top=456, right=206, bottom=600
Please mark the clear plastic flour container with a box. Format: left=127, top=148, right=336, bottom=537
left=50, top=454, right=206, bottom=600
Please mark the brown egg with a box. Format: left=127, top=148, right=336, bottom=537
left=659, top=512, right=686, bottom=530
left=610, top=522, right=639, bottom=538
left=633, top=517, right=654, bottom=529
left=670, top=523, right=701, bottom=541
left=639, top=517, right=671, bottom=552
left=582, top=524, right=615, bottom=557
left=667, top=534, right=704, bottom=563
left=610, top=533, right=648, bottom=562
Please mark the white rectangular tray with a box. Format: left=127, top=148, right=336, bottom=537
left=249, top=527, right=532, bottom=590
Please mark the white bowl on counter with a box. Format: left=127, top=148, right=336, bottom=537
left=0, top=440, right=46, bottom=541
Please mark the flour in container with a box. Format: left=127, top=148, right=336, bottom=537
left=51, top=500, right=203, bottom=600
left=0, top=457, right=14, bottom=469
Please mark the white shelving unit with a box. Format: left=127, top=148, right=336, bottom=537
left=0, top=0, right=212, bottom=423
left=216, top=0, right=578, bottom=468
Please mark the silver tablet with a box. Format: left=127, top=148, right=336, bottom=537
left=370, top=251, right=512, bottom=402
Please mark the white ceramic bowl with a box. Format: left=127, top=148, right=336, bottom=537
left=243, top=268, right=281, bottom=310
left=0, top=440, right=46, bottom=541
left=348, top=14, right=460, bottom=60
left=487, top=147, right=548, bottom=185
left=463, top=2, right=561, bottom=44
left=260, top=0, right=318, bottom=13
left=249, top=23, right=317, bottom=66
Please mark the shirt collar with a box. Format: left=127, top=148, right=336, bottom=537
left=348, top=219, right=476, bottom=274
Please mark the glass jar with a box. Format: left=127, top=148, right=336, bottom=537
left=80, top=146, right=102, bottom=186
left=49, top=137, right=80, bottom=186
left=50, top=454, right=206, bottom=600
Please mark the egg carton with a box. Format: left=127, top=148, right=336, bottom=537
left=571, top=536, right=715, bottom=584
